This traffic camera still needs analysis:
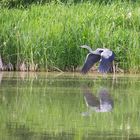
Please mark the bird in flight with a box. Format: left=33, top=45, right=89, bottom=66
left=80, top=45, right=115, bottom=74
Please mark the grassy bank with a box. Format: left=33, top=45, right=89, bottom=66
left=0, top=2, right=140, bottom=72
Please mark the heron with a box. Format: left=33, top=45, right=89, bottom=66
left=80, top=45, right=115, bottom=74
left=81, top=87, right=114, bottom=116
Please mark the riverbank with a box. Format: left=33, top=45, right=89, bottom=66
left=0, top=2, right=140, bottom=73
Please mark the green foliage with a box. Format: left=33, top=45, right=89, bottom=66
left=0, top=2, right=140, bottom=72
left=0, top=0, right=139, bottom=8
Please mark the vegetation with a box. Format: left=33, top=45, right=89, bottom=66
left=0, top=0, right=138, bottom=8
left=0, top=2, right=140, bottom=72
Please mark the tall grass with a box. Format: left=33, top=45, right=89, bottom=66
left=0, top=2, right=140, bottom=72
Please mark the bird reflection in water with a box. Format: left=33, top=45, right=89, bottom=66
left=82, top=87, right=114, bottom=116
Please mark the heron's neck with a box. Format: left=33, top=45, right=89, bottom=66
left=86, top=46, right=93, bottom=53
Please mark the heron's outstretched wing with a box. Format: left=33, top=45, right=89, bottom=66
left=98, top=50, right=115, bottom=73
left=81, top=53, right=101, bottom=74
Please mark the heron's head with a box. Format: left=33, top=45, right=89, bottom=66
left=80, top=45, right=89, bottom=49
left=80, top=45, right=93, bottom=53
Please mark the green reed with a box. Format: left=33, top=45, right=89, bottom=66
left=0, top=2, right=140, bottom=72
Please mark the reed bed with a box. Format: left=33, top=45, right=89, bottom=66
left=0, top=2, right=140, bottom=72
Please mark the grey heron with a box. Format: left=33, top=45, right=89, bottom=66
left=80, top=45, right=115, bottom=74
left=82, top=87, right=114, bottom=116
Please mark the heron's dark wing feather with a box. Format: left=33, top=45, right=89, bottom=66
left=98, top=51, right=115, bottom=73
left=81, top=53, right=101, bottom=74
left=98, top=59, right=112, bottom=73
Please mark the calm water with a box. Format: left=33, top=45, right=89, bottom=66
left=0, top=72, right=140, bottom=140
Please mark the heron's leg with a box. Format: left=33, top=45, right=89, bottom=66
left=0, top=55, right=4, bottom=71
left=113, top=61, right=115, bottom=75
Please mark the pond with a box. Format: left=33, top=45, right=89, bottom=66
left=0, top=72, right=140, bottom=140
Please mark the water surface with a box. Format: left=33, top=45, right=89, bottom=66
left=0, top=72, right=140, bottom=140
